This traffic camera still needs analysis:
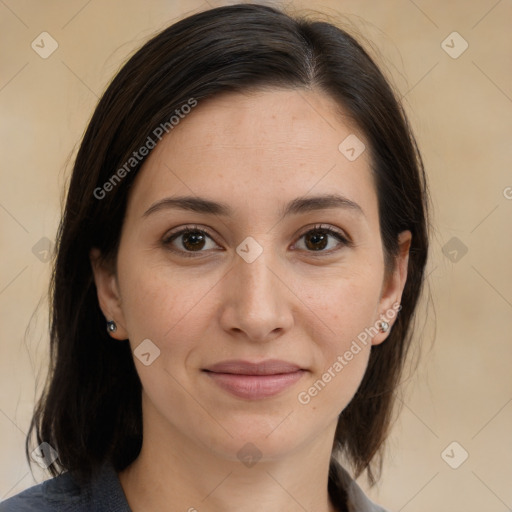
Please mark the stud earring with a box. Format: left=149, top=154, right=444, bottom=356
left=378, top=320, right=390, bottom=333
left=106, top=320, right=117, bottom=333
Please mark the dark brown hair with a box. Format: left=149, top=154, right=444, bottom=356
left=27, top=3, right=430, bottom=486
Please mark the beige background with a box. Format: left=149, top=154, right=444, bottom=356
left=1, top=0, right=511, bottom=510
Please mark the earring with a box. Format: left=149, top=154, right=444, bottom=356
left=106, top=320, right=117, bottom=333
left=378, top=320, right=389, bottom=333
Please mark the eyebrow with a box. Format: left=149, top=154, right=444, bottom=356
left=143, top=193, right=365, bottom=220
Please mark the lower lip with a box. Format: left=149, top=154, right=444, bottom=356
left=204, top=370, right=305, bottom=400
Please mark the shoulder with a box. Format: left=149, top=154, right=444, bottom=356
left=0, top=463, right=131, bottom=512
left=330, top=458, right=392, bottom=512
left=0, top=471, right=82, bottom=511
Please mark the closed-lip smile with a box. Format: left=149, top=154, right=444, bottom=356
left=202, top=359, right=306, bottom=399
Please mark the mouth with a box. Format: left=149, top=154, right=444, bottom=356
left=202, top=359, right=306, bottom=400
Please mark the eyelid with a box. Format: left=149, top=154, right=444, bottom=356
left=292, top=223, right=353, bottom=251
left=162, top=224, right=215, bottom=244
left=162, top=224, right=222, bottom=258
left=296, top=223, right=351, bottom=242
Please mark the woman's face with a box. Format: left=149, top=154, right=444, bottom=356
left=92, top=88, right=410, bottom=462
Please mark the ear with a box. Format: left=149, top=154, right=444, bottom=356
left=372, top=230, right=412, bottom=346
left=89, top=248, right=129, bottom=340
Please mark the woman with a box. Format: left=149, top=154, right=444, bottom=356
left=0, top=3, right=429, bottom=511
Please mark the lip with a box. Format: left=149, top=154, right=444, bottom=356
left=203, top=359, right=306, bottom=400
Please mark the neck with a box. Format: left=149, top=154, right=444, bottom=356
left=119, top=406, right=340, bottom=512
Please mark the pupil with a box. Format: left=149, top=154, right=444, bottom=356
left=306, top=231, right=327, bottom=251
left=183, top=232, right=205, bottom=251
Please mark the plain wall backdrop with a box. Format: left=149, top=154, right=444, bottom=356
left=1, top=1, right=511, bottom=511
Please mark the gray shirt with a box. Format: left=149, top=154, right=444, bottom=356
left=0, top=459, right=390, bottom=511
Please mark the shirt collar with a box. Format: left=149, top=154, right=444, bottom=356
left=329, top=457, right=390, bottom=512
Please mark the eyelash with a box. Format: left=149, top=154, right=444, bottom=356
left=162, top=224, right=352, bottom=258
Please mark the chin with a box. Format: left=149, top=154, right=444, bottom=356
left=199, top=414, right=313, bottom=462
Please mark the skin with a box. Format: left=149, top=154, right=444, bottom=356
left=91, top=88, right=411, bottom=512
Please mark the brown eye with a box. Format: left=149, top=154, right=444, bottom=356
left=180, top=230, right=207, bottom=251
left=294, top=225, right=350, bottom=253
left=163, top=226, right=220, bottom=256
left=304, top=230, right=329, bottom=251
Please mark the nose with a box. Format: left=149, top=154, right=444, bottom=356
left=219, top=245, right=294, bottom=343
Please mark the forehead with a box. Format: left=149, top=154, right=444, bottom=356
left=127, top=88, right=377, bottom=221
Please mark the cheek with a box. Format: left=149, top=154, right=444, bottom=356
left=296, top=270, right=382, bottom=413
left=297, top=314, right=373, bottom=422
left=303, top=265, right=382, bottom=345
left=116, top=259, right=217, bottom=415
left=117, top=253, right=219, bottom=354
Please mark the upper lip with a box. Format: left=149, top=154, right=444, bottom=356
left=203, top=359, right=303, bottom=375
